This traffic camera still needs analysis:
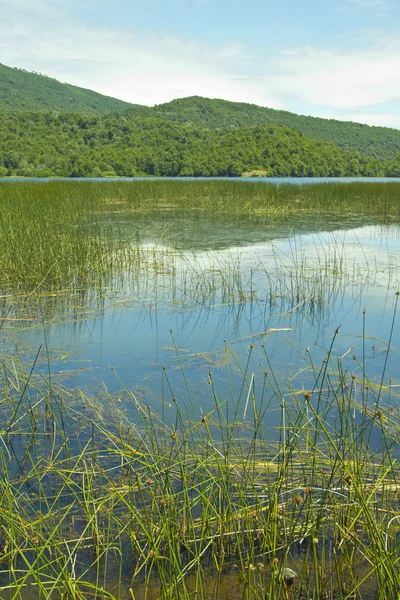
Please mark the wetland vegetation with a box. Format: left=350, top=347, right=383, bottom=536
left=2, top=179, right=400, bottom=287
left=0, top=180, right=400, bottom=599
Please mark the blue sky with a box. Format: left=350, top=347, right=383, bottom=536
left=1, top=0, right=399, bottom=127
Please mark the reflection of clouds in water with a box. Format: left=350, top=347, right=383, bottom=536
left=5, top=219, right=400, bottom=425
left=275, top=226, right=400, bottom=291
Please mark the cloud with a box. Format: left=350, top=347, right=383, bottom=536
left=344, top=0, right=389, bottom=7
left=265, top=38, right=400, bottom=113
left=0, top=0, right=284, bottom=108
left=0, top=0, right=399, bottom=129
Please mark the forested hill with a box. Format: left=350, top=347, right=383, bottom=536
left=1, top=111, right=399, bottom=178
left=1, top=63, right=400, bottom=166
left=0, top=63, right=137, bottom=115
left=125, top=97, right=400, bottom=161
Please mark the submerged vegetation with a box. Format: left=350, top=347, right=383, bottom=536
left=0, top=180, right=400, bottom=598
left=1, top=320, right=400, bottom=599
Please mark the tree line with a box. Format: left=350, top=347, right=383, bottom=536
left=0, top=111, right=399, bottom=178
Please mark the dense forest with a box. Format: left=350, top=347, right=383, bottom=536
left=0, top=63, right=400, bottom=177
left=0, top=63, right=136, bottom=115
left=1, top=111, right=399, bottom=178
left=138, top=97, right=400, bottom=161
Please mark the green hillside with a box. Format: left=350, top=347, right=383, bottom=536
left=0, top=63, right=137, bottom=115
left=125, top=96, right=400, bottom=161
left=1, top=63, right=400, bottom=166
left=1, top=111, right=397, bottom=178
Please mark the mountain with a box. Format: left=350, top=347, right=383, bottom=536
left=0, top=63, right=137, bottom=115
left=1, top=63, right=400, bottom=165
left=126, top=97, right=400, bottom=161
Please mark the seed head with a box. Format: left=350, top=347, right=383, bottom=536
left=344, top=474, right=353, bottom=486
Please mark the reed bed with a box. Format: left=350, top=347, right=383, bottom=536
left=0, top=180, right=400, bottom=598
left=1, top=179, right=399, bottom=293
left=2, top=179, right=400, bottom=218
left=1, top=229, right=389, bottom=342
left=0, top=309, right=400, bottom=599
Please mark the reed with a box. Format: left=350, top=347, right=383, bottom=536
left=1, top=179, right=398, bottom=298
left=0, top=180, right=399, bottom=598
left=0, top=306, right=399, bottom=598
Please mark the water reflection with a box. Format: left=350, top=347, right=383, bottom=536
left=1, top=211, right=399, bottom=599
left=2, top=214, right=399, bottom=434
left=94, top=210, right=393, bottom=252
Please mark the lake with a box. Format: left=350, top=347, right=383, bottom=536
left=1, top=179, right=400, bottom=599
left=3, top=186, right=399, bottom=424
left=1, top=175, right=399, bottom=184
left=5, top=211, right=400, bottom=436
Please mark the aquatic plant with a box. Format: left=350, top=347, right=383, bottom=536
left=0, top=181, right=399, bottom=598
left=1, top=179, right=399, bottom=293
left=0, top=303, right=399, bottom=598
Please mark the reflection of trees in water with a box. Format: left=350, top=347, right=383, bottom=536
left=110, top=211, right=395, bottom=252
left=3, top=213, right=395, bottom=340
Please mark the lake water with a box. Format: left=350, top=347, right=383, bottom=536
left=3, top=209, right=399, bottom=440
left=1, top=182, right=400, bottom=599
left=0, top=176, right=399, bottom=184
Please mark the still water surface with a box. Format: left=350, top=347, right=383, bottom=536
left=0, top=176, right=399, bottom=184
left=3, top=210, right=399, bottom=438
left=1, top=191, right=400, bottom=598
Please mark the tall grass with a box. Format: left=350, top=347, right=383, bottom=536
left=1, top=179, right=399, bottom=292
left=1, top=180, right=399, bottom=598
left=0, top=302, right=399, bottom=598
left=2, top=179, right=400, bottom=214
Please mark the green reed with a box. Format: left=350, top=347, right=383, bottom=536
left=0, top=297, right=399, bottom=598
left=0, top=180, right=399, bottom=291
left=1, top=180, right=399, bottom=337
left=0, top=180, right=399, bottom=598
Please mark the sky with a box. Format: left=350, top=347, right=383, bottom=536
left=1, top=0, right=400, bottom=128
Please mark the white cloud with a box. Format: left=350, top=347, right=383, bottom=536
left=265, top=39, right=400, bottom=113
left=0, top=0, right=284, bottom=108
left=0, top=0, right=399, bottom=129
